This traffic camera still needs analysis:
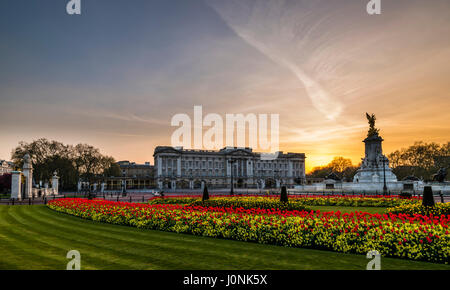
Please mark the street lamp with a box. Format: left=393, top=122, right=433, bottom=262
left=382, top=157, right=387, bottom=195
left=228, top=159, right=237, bottom=195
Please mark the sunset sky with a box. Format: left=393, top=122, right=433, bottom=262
left=1, top=0, right=449, bottom=172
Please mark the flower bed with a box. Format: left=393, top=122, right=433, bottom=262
left=292, top=196, right=420, bottom=207
left=148, top=197, right=199, bottom=205
left=388, top=203, right=450, bottom=216
left=48, top=198, right=450, bottom=264
left=149, top=195, right=420, bottom=209
left=191, top=197, right=310, bottom=211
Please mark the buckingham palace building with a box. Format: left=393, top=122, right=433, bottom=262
left=154, top=146, right=306, bottom=190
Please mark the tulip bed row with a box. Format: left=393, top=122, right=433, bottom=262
left=149, top=195, right=420, bottom=210
left=48, top=198, right=450, bottom=264
left=388, top=203, right=450, bottom=216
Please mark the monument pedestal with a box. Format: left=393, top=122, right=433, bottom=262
left=353, top=133, right=397, bottom=186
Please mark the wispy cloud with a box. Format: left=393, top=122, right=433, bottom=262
left=207, top=0, right=344, bottom=119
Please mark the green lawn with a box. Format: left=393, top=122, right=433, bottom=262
left=0, top=205, right=448, bottom=270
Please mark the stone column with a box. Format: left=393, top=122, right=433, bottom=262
left=100, top=182, right=105, bottom=193
left=301, top=161, right=306, bottom=182
left=288, top=161, right=293, bottom=178
left=157, top=157, right=162, bottom=176
left=165, top=158, right=168, bottom=176
left=247, top=160, right=253, bottom=177
left=11, top=171, right=22, bottom=200
left=22, top=153, right=33, bottom=198
left=177, top=157, right=181, bottom=177
left=77, top=180, right=82, bottom=192
left=51, top=171, right=59, bottom=195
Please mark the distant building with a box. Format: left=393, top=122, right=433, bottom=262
left=154, top=146, right=306, bottom=189
left=305, top=177, right=325, bottom=185
left=117, top=161, right=154, bottom=178
left=0, top=160, right=14, bottom=175
left=102, top=161, right=155, bottom=190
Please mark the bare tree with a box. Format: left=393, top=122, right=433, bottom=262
left=11, top=139, right=117, bottom=190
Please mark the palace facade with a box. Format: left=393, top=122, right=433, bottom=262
left=154, top=146, right=306, bottom=189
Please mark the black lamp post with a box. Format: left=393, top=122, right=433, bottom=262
left=228, top=159, right=237, bottom=195
left=382, top=157, right=387, bottom=195
left=122, top=179, right=127, bottom=196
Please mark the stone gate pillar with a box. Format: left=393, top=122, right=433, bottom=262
left=11, top=171, right=22, bottom=200
left=22, top=153, right=33, bottom=198
left=52, top=171, right=59, bottom=195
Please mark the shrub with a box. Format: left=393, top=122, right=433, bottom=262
left=202, top=185, right=209, bottom=201
left=0, top=173, right=11, bottom=193
left=280, top=186, right=288, bottom=203
left=422, top=186, right=435, bottom=207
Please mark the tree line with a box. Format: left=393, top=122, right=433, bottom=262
left=307, top=157, right=359, bottom=182
left=10, top=138, right=121, bottom=190
left=388, top=141, right=449, bottom=181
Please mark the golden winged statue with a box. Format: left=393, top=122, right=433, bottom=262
left=366, top=113, right=379, bottom=137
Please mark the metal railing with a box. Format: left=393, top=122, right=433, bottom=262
left=1, top=190, right=448, bottom=205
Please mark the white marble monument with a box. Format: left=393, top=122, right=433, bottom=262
left=353, top=134, right=398, bottom=184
